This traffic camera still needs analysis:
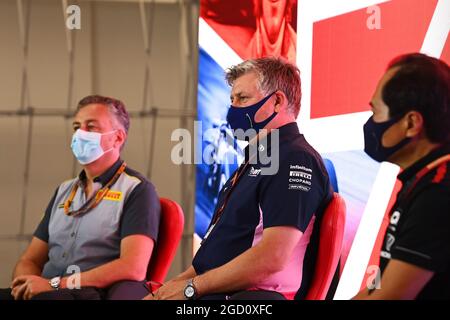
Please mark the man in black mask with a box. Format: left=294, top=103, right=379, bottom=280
left=145, top=57, right=333, bottom=300
left=354, top=53, right=450, bottom=300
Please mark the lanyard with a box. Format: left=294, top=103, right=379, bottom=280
left=202, top=131, right=273, bottom=243
left=64, top=162, right=127, bottom=217
left=403, top=154, right=450, bottom=199
left=202, top=149, right=260, bottom=244
left=201, top=161, right=250, bottom=244
left=211, top=160, right=251, bottom=225
left=209, top=130, right=275, bottom=226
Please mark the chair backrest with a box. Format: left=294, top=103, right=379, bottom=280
left=305, top=192, right=346, bottom=300
left=146, top=198, right=185, bottom=284
left=323, top=158, right=339, bottom=193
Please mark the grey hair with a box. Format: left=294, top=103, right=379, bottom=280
left=76, top=95, right=130, bottom=133
left=225, top=57, right=301, bottom=117
left=76, top=95, right=130, bottom=150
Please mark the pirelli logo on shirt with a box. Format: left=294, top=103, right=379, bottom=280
left=103, top=191, right=123, bottom=201
left=289, top=170, right=312, bottom=180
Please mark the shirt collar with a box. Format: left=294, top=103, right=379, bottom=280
left=397, top=143, right=450, bottom=183
left=276, top=121, right=302, bottom=143
left=78, top=158, right=124, bottom=187
left=244, top=122, right=302, bottom=162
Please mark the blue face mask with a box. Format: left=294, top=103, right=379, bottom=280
left=71, top=129, right=115, bottom=165
left=363, top=115, right=411, bottom=162
left=226, top=91, right=278, bottom=133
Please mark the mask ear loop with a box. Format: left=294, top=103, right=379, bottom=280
left=252, top=91, right=279, bottom=126
left=246, top=114, right=253, bottom=128
left=101, top=129, right=119, bottom=153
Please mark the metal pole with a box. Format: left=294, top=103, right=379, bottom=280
left=146, top=108, right=158, bottom=179
left=0, top=108, right=196, bottom=118
left=16, top=0, right=31, bottom=111
left=139, top=0, right=155, bottom=113
left=178, top=0, right=198, bottom=269
left=16, top=0, right=32, bottom=237
left=62, top=0, right=78, bottom=178
left=19, top=108, right=34, bottom=236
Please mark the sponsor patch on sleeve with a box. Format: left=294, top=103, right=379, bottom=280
left=288, top=165, right=312, bottom=192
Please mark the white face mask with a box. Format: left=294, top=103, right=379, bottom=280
left=71, top=129, right=116, bottom=165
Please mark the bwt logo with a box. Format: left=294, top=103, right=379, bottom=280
left=248, top=167, right=262, bottom=177
left=66, top=5, right=81, bottom=30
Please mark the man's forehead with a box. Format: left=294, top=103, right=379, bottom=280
left=74, top=103, right=111, bottom=122
left=370, top=67, right=399, bottom=102
left=378, top=67, right=400, bottom=92
left=231, top=72, right=259, bottom=94
left=369, top=68, right=401, bottom=113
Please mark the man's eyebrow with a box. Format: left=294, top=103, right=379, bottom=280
left=232, top=91, right=246, bottom=97
left=230, top=91, right=240, bottom=99
left=72, top=119, right=100, bottom=126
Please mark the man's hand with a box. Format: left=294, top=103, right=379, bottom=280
left=11, top=275, right=51, bottom=300
left=353, top=259, right=434, bottom=300
left=144, top=279, right=187, bottom=300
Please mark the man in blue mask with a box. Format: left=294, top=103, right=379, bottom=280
left=355, top=53, right=450, bottom=300
left=146, top=57, right=333, bottom=300
left=0, top=95, right=160, bottom=300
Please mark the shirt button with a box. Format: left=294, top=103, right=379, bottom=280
left=71, top=232, right=75, bottom=237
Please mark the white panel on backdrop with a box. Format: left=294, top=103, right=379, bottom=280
left=198, top=18, right=243, bottom=70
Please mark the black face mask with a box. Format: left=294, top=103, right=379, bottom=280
left=363, top=115, right=412, bottom=162
left=226, top=92, right=277, bottom=133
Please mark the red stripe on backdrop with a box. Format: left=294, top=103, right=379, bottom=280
left=441, top=32, right=450, bottom=65
left=358, top=179, right=403, bottom=292
left=311, top=0, right=438, bottom=119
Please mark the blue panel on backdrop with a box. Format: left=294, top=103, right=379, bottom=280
left=195, top=47, right=244, bottom=238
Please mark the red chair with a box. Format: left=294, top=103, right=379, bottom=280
left=146, top=198, right=185, bottom=286
left=305, top=192, right=346, bottom=300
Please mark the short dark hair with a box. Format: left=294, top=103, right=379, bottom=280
left=383, top=53, right=450, bottom=143
left=76, top=95, right=130, bottom=134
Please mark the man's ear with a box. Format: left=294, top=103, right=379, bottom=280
left=405, top=111, right=424, bottom=138
left=115, top=129, right=126, bottom=149
left=274, top=91, right=287, bottom=112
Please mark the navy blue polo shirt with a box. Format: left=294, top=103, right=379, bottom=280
left=192, top=122, right=333, bottom=298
